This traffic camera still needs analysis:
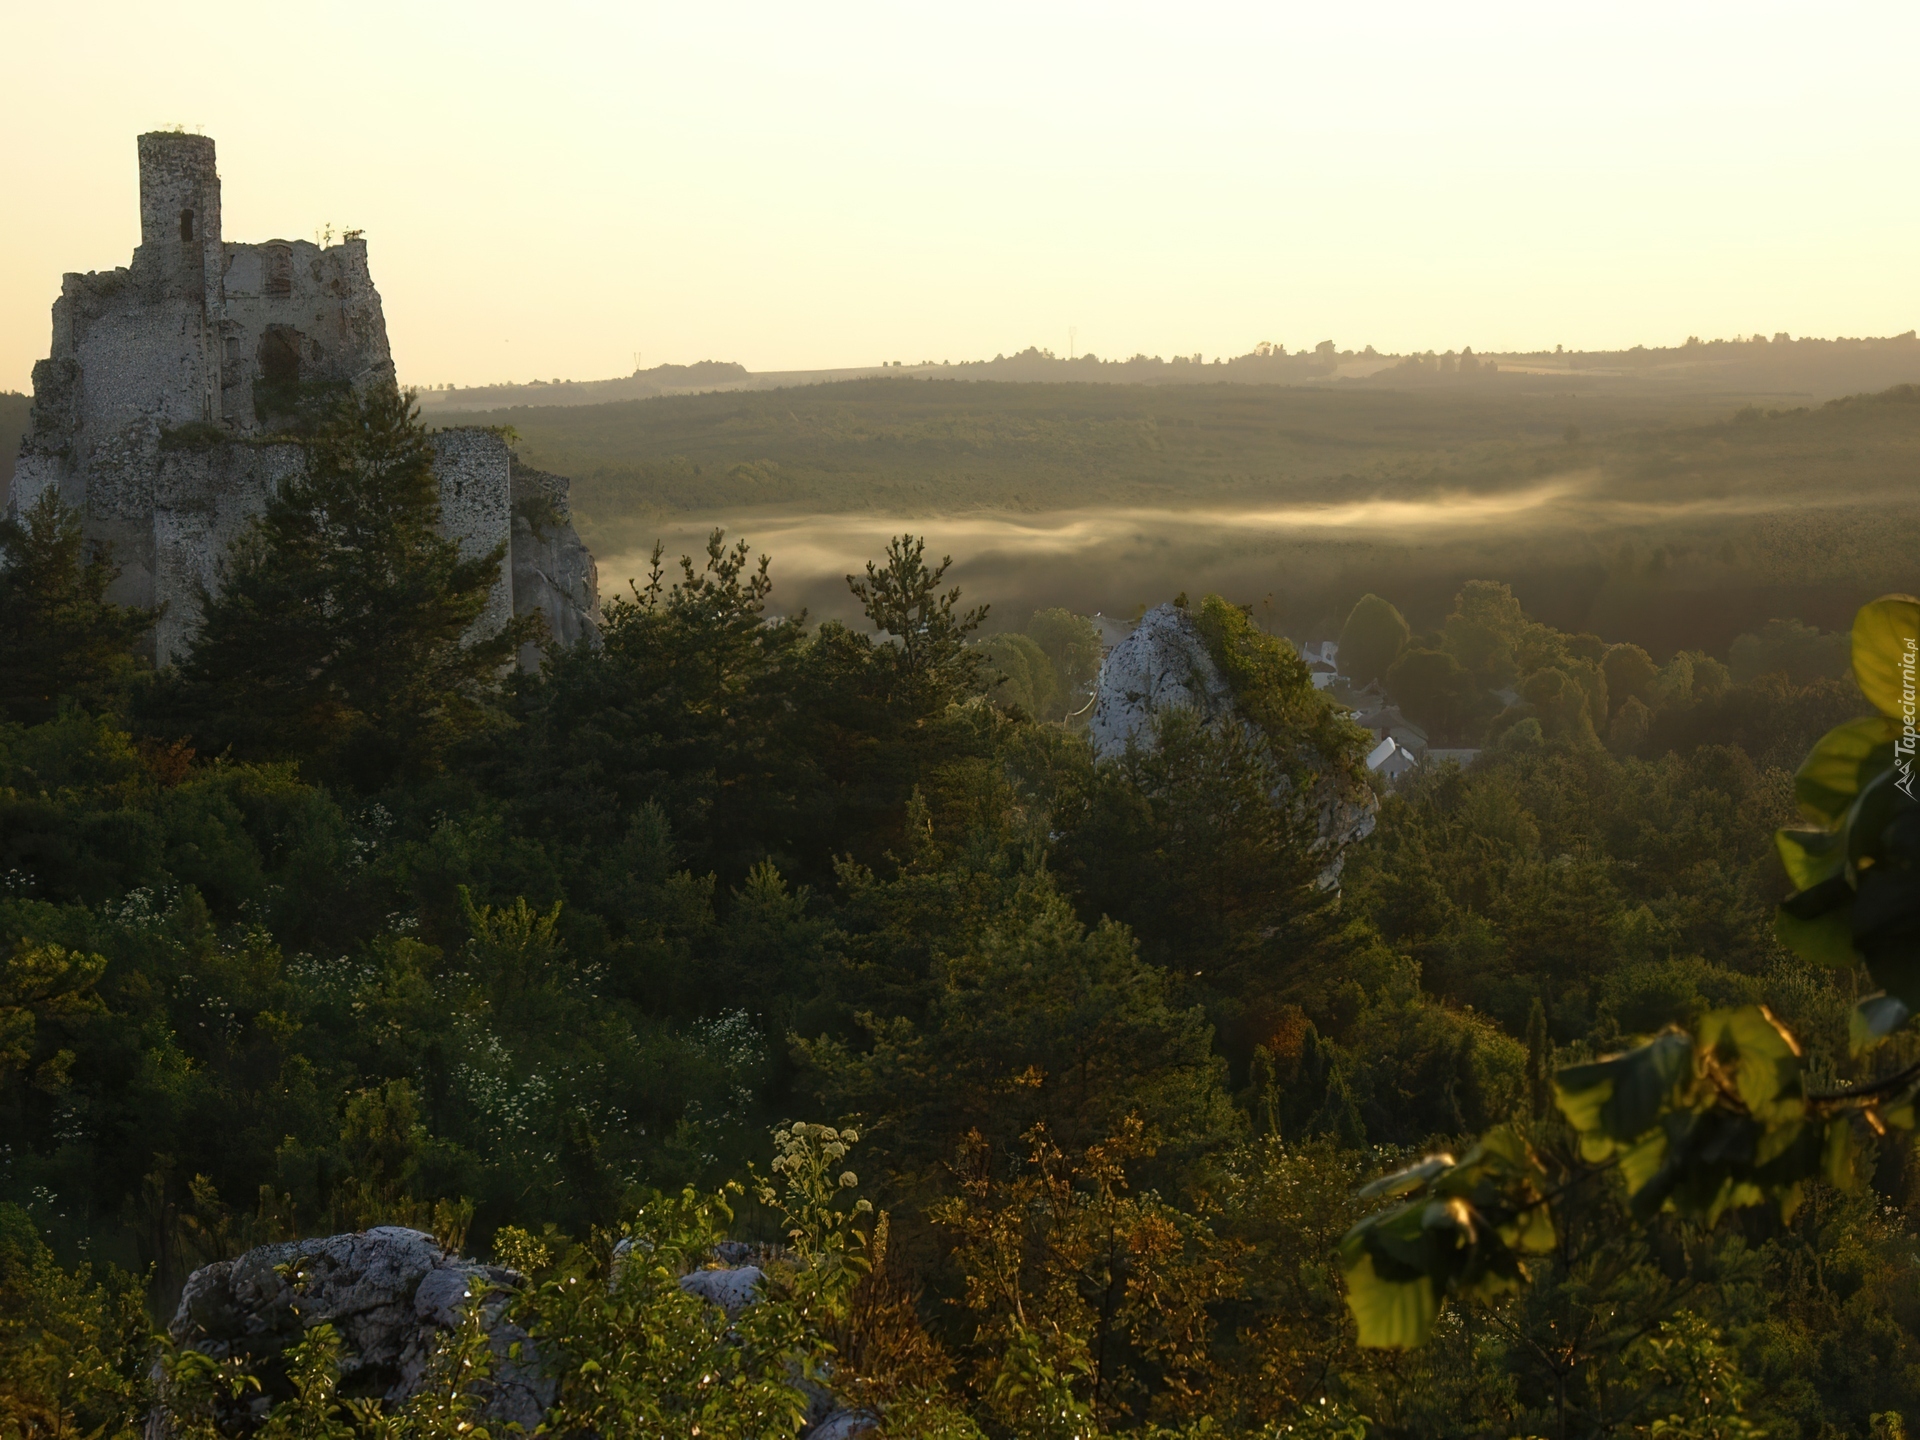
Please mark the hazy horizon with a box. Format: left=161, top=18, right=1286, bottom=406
left=4, top=1, right=1917, bottom=394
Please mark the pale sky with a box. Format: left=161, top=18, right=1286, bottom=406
left=4, top=1, right=1916, bottom=393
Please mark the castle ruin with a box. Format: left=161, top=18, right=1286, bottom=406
left=10, top=131, right=599, bottom=666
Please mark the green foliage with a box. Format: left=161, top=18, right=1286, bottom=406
left=848, top=534, right=989, bottom=701
left=0, top=937, right=105, bottom=1082
left=155, top=387, right=535, bottom=789
left=1552, top=1007, right=1849, bottom=1226
left=1337, top=591, right=1920, bottom=1362
left=1194, top=596, right=1368, bottom=788
left=1772, top=595, right=1920, bottom=1000
left=978, top=631, right=1059, bottom=718
left=0, top=1205, right=152, bottom=1438
left=11, top=417, right=1920, bottom=1438
left=1604, top=641, right=1661, bottom=714
left=0, top=489, right=155, bottom=724
left=1442, top=580, right=1529, bottom=688
left=1055, top=707, right=1344, bottom=1064
left=1628, top=1312, right=1766, bottom=1440
left=526, top=1184, right=819, bottom=1439
left=1384, top=647, right=1479, bottom=743
left=799, top=872, right=1237, bottom=1184
left=1026, top=609, right=1104, bottom=711
left=1730, top=617, right=1852, bottom=687
left=755, top=1120, right=874, bottom=1273
left=930, top=1118, right=1238, bottom=1433
left=1336, top=1127, right=1554, bottom=1348
left=1336, top=594, right=1409, bottom=689
left=975, top=610, right=1105, bottom=723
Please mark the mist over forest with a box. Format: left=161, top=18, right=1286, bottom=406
left=437, top=367, right=1920, bottom=661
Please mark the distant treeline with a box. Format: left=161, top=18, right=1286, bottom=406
left=416, top=328, right=1920, bottom=413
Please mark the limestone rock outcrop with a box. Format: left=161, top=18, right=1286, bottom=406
left=161, top=1232, right=874, bottom=1439
left=157, top=1226, right=550, bottom=1435
left=1087, top=603, right=1238, bottom=759
left=510, top=459, right=602, bottom=667
left=1089, top=603, right=1377, bottom=883
left=676, top=1260, right=765, bottom=1319
left=673, top=1256, right=876, bottom=1440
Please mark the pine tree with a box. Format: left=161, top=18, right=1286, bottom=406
left=163, top=387, right=534, bottom=789
left=847, top=535, right=987, bottom=707
left=1524, top=994, right=1552, bottom=1120
left=0, top=490, right=155, bottom=724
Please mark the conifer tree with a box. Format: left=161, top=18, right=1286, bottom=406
left=0, top=490, right=155, bottom=724
left=847, top=535, right=987, bottom=707
left=164, top=387, right=534, bottom=789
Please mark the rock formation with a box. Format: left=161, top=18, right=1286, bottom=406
left=510, top=460, right=601, bottom=669
left=1089, top=602, right=1377, bottom=883
left=10, top=131, right=599, bottom=667
left=157, top=1226, right=550, bottom=1434
left=1087, top=604, right=1238, bottom=759
left=161, top=1230, right=873, bottom=1439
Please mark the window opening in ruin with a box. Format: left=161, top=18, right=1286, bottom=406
left=180, top=210, right=195, bottom=242
left=264, top=244, right=293, bottom=298
left=258, top=327, right=302, bottom=388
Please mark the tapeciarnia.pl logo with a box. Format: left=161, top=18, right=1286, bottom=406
left=1899, top=634, right=1918, bottom=800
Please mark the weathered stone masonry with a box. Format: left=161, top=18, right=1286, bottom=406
left=10, top=131, right=599, bottom=665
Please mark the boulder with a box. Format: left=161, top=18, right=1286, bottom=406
left=809, top=1408, right=881, bottom=1439
left=677, top=1262, right=764, bottom=1319
left=1089, top=603, right=1376, bottom=884
left=673, top=1258, right=876, bottom=1439
left=162, top=1232, right=874, bottom=1439
left=156, top=1226, right=550, bottom=1436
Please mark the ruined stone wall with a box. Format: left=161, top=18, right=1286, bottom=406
left=9, top=131, right=598, bottom=672
left=431, top=430, right=515, bottom=642
left=149, top=441, right=305, bottom=663
left=218, top=237, right=393, bottom=430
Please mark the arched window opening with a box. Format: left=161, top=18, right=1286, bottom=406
left=180, top=209, right=195, bottom=242
left=257, top=326, right=302, bottom=388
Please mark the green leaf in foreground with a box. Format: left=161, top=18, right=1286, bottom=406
left=1552, top=1029, right=1693, bottom=1163
left=1776, top=826, right=1846, bottom=892
left=1338, top=1127, right=1553, bottom=1349
left=1849, top=593, right=1920, bottom=720
left=1794, top=715, right=1898, bottom=828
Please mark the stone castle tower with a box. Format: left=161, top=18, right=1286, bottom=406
left=11, top=131, right=599, bottom=666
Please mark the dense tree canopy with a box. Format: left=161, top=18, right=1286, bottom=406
left=2, top=389, right=1918, bottom=1440
left=1337, top=593, right=1410, bottom=688
left=0, top=490, right=154, bottom=725
left=152, top=387, right=534, bottom=789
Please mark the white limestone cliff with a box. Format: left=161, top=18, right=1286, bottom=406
left=1089, top=603, right=1377, bottom=885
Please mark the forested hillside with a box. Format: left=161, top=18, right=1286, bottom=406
left=448, top=380, right=1920, bottom=662
left=4, top=389, right=1920, bottom=1439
